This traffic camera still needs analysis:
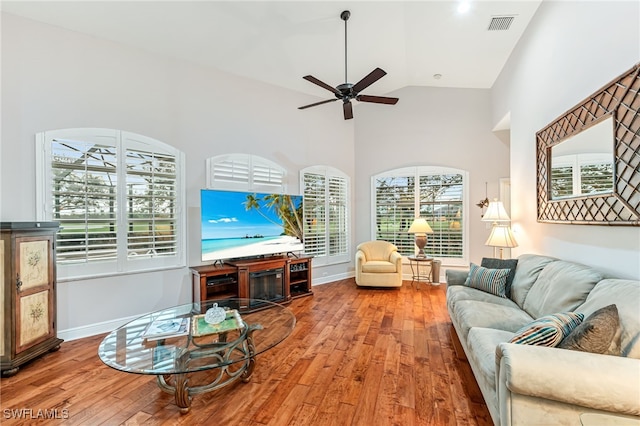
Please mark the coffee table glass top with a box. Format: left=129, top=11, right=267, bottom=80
left=98, top=298, right=296, bottom=375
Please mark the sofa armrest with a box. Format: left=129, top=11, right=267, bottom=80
left=496, top=342, right=640, bottom=416
left=445, top=269, right=469, bottom=286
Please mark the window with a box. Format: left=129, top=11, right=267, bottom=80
left=206, top=153, right=286, bottom=192
left=301, top=166, right=350, bottom=265
left=36, top=128, right=185, bottom=279
left=372, top=166, right=468, bottom=265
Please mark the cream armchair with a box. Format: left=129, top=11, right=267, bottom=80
left=355, top=241, right=403, bottom=287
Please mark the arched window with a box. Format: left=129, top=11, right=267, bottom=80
left=36, top=128, right=186, bottom=279
left=372, top=166, right=468, bottom=265
left=301, top=166, right=350, bottom=265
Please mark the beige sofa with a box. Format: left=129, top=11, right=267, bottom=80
left=355, top=240, right=403, bottom=287
left=446, top=254, right=640, bottom=425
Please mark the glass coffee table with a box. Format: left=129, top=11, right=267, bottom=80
left=98, top=298, right=296, bottom=413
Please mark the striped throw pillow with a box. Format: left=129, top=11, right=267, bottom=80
left=510, top=312, right=585, bottom=347
left=463, top=263, right=511, bottom=297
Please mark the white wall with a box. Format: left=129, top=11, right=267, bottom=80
left=353, top=85, right=511, bottom=270
left=0, top=13, right=354, bottom=338
left=492, top=1, right=640, bottom=279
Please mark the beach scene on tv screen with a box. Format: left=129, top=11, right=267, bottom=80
left=201, top=190, right=304, bottom=261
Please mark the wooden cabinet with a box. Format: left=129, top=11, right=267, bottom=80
left=191, top=264, right=239, bottom=304
left=288, top=257, right=313, bottom=299
left=191, top=256, right=313, bottom=304
left=1, top=222, right=63, bottom=376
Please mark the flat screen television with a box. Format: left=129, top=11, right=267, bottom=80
left=200, top=189, right=304, bottom=262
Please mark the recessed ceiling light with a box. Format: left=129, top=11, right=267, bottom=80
left=433, top=74, right=442, bottom=80
left=457, top=1, right=470, bottom=14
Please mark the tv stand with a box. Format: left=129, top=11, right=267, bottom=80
left=191, top=255, right=312, bottom=304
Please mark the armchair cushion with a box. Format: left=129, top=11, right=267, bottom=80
left=362, top=260, right=398, bottom=273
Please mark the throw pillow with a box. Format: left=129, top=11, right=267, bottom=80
left=481, top=257, right=518, bottom=297
left=463, top=263, right=511, bottom=298
left=559, top=304, right=620, bottom=354
left=510, top=312, right=585, bottom=347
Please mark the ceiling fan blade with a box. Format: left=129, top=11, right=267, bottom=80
left=343, top=101, right=353, bottom=120
left=352, top=67, right=387, bottom=94
left=298, top=98, right=339, bottom=110
left=302, top=75, right=341, bottom=96
left=356, top=95, right=399, bottom=105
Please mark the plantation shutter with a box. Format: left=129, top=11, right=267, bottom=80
left=302, top=172, right=327, bottom=257
left=301, top=166, right=350, bottom=264
left=580, top=162, right=613, bottom=194
left=374, top=176, right=415, bottom=255
left=125, top=148, right=178, bottom=258
left=51, top=138, right=119, bottom=264
left=328, top=175, right=348, bottom=256
left=419, top=174, right=463, bottom=259
left=209, top=156, right=251, bottom=187
left=206, top=154, right=286, bottom=192
left=550, top=165, right=574, bottom=198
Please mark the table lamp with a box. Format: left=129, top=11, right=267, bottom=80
left=485, top=224, right=518, bottom=259
left=481, top=199, right=511, bottom=224
left=408, top=218, right=433, bottom=258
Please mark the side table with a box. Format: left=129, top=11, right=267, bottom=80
left=408, top=255, right=433, bottom=287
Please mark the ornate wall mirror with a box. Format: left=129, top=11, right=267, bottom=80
left=536, top=63, right=640, bottom=225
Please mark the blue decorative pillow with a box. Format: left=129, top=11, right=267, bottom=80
left=464, top=263, right=511, bottom=298
left=510, top=312, right=585, bottom=347
left=481, top=257, right=518, bottom=297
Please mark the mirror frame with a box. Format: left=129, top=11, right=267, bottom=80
left=536, top=63, right=640, bottom=225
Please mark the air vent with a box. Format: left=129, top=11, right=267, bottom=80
left=488, top=16, right=515, bottom=31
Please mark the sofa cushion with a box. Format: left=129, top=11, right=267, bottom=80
left=510, top=312, right=584, bottom=346
left=361, top=260, right=397, bottom=273
left=559, top=304, right=620, bottom=354
left=510, top=254, right=557, bottom=308
left=452, top=300, right=535, bottom=339
left=522, top=260, right=603, bottom=319
left=575, top=279, right=640, bottom=359
left=481, top=257, right=518, bottom=297
left=446, top=285, right=520, bottom=314
left=464, top=263, right=511, bottom=298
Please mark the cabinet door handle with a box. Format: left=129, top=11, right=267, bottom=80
left=16, top=274, right=22, bottom=293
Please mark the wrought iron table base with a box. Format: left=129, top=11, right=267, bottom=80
left=156, top=324, right=262, bottom=413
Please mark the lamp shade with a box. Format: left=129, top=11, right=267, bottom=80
left=485, top=225, right=518, bottom=248
left=408, top=218, right=433, bottom=234
left=481, top=199, right=511, bottom=223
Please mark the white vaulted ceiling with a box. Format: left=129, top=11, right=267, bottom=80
left=1, top=1, right=542, bottom=97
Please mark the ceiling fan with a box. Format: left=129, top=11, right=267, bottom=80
left=298, top=10, right=399, bottom=120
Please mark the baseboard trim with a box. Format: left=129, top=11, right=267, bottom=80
left=58, top=314, right=141, bottom=342
left=312, top=271, right=354, bottom=286
left=60, top=272, right=357, bottom=341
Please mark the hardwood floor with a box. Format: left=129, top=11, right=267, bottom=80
left=0, top=279, right=492, bottom=425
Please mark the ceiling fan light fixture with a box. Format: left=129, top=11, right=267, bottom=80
left=298, top=10, right=399, bottom=120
